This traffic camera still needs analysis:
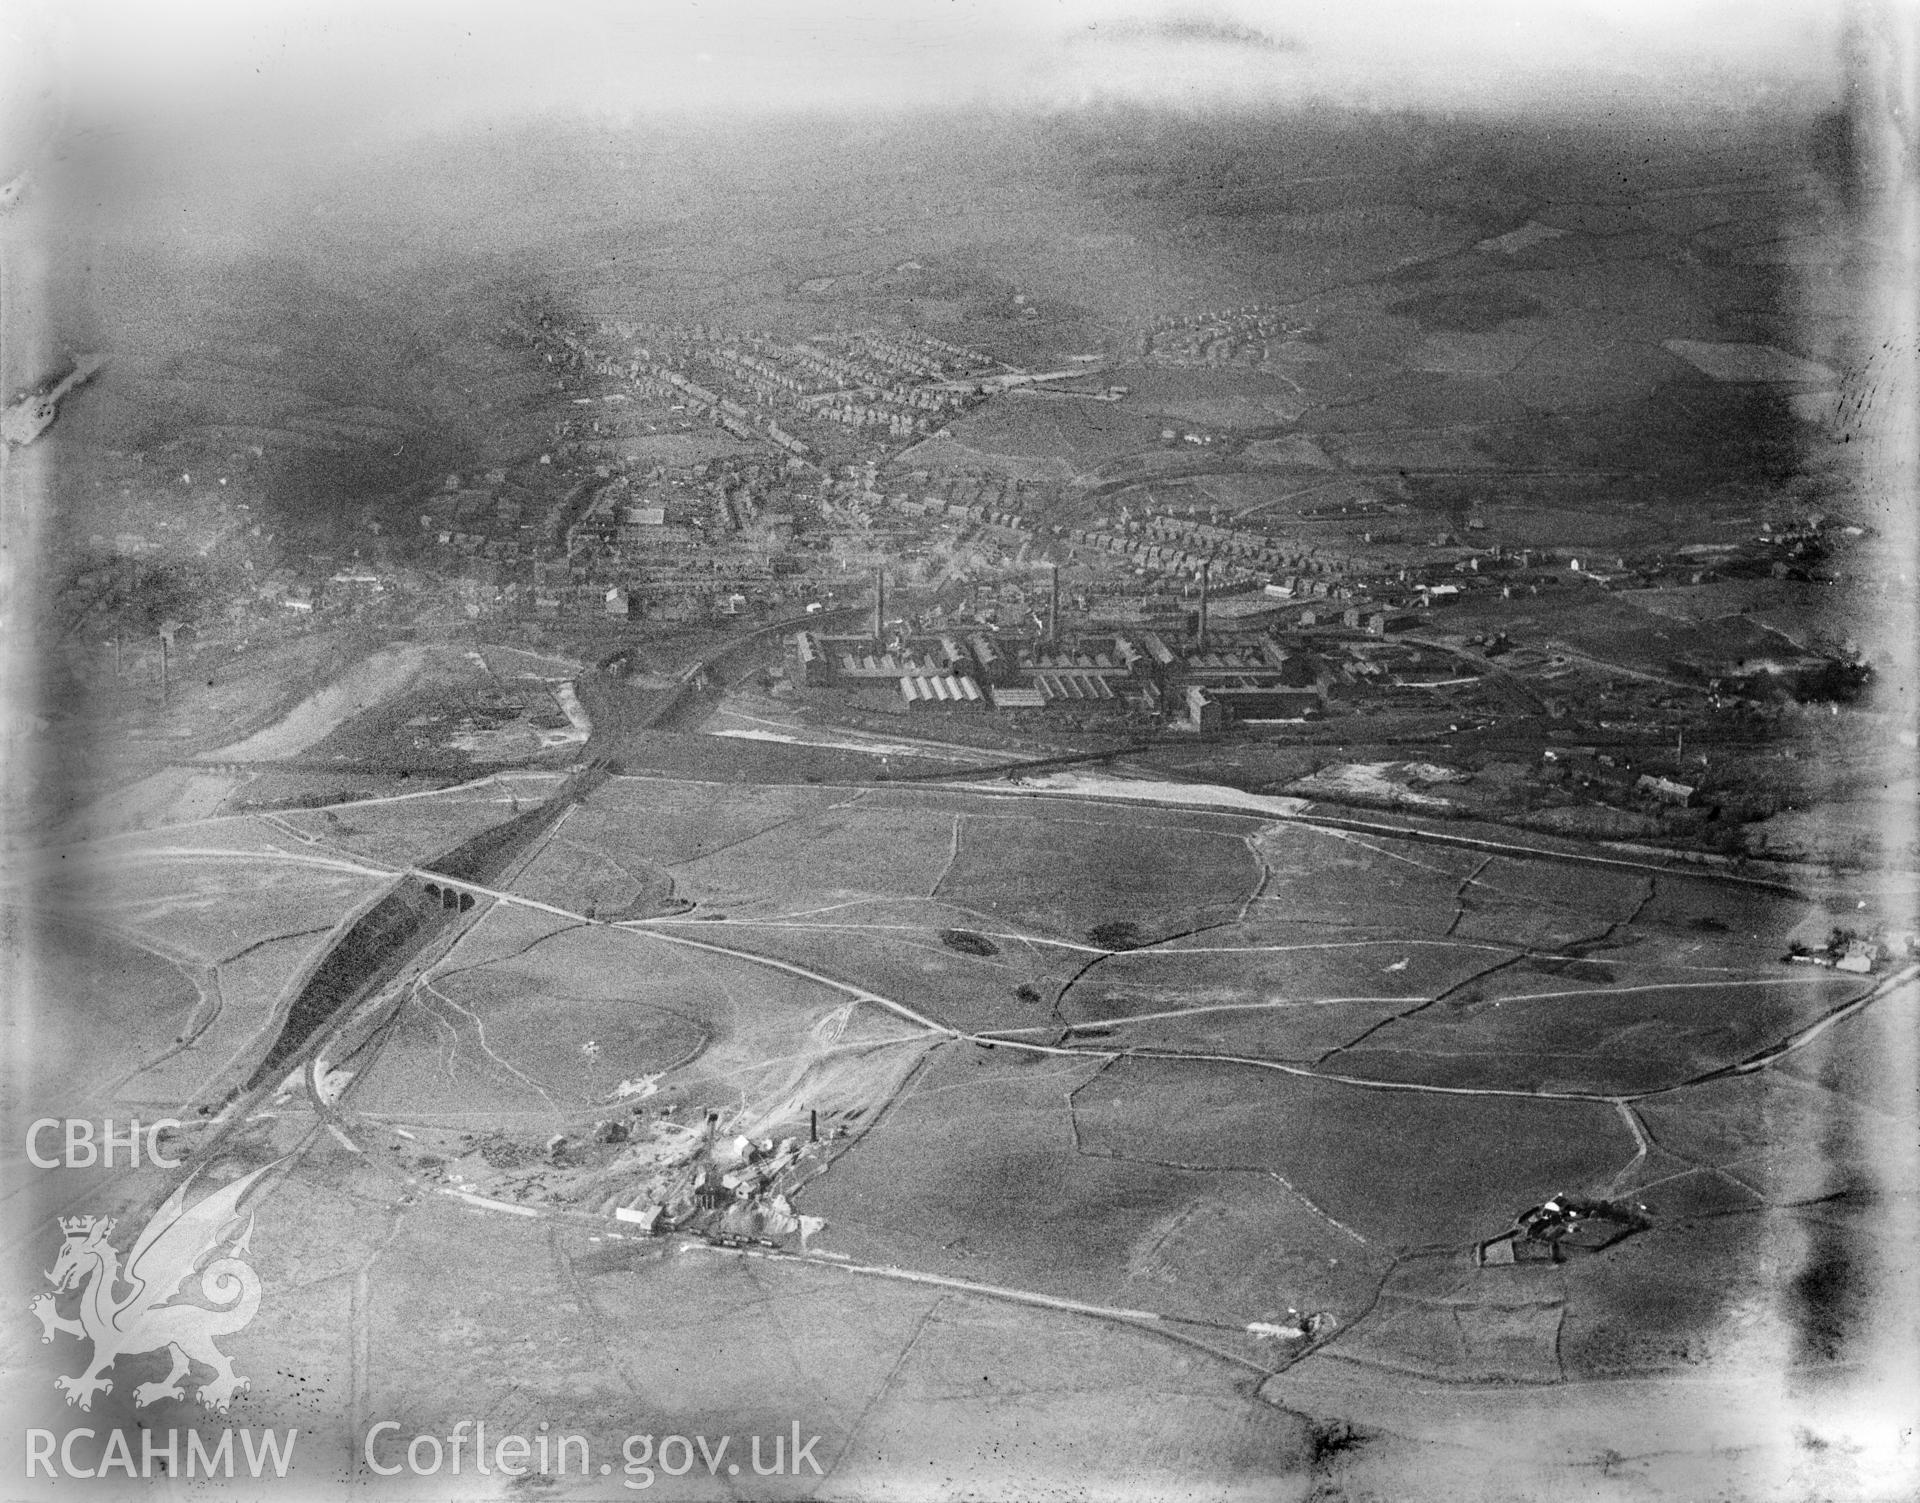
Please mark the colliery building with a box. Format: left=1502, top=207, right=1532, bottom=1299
left=1188, top=685, right=1325, bottom=731
left=1026, top=671, right=1117, bottom=704
left=899, top=673, right=984, bottom=709
left=793, top=621, right=1344, bottom=722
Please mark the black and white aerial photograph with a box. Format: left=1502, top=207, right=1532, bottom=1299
left=3, top=2, right=1915, bottom=1498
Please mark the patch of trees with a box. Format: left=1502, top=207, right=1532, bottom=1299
left=939, top=928, right=999, bottom=957
left=1086, top=920, right=1147, bottom=951
left=56, top=554, right=237, bottom=642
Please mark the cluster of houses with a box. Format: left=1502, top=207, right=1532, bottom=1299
left=496, top=306, right=1857, bottom=756
left=1138, top=303, right=1316, bottom=367
left=519, top=308, right=1575, bottom=640
left=1785, top=925, right=1917, bottom=976
left=406, top=443, right=881, bottom=622
left=576, top=319, right=996, bottom=458
left=1537, top=745, right=1702, bottom=807
left=868, top=485, right=1384, bottom=606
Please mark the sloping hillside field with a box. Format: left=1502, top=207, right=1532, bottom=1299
left=22, top=764, right=1902, bottom=1496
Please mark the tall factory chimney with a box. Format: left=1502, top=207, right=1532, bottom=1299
left=873, top=567, right=886, bottom=643
left=1197, top=561, right=1211, bottom=651
left=1048, top=564, right=1060, bottom=646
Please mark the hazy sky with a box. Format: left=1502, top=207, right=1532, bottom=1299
left=9, top=0, right=1851, bottom=168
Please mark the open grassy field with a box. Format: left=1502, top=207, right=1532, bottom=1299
left=1330, top=1256, right=1571, bottom=1383
left=666, top=803, right=965, bottom=912
left=1071, top=1055, right=1636, bottom=1248
left=269, top=1189, right=1317, bottom=1501
left=267, top=778, right=557, bottom=868
left=1551, top=1213, right=1792, bottom=1378
left=1246, top=822, right=1488, bottom=936
left=936, top=807, right=1259, bottom=946
left=508, top=829, right=680, bottom=918
left=77, top=854, right=385, bottom=965
left=931, top=397, right=1174, bottom=479
left=674, top=905, right=1091, bottom=1034
left=147, top=928, right=339, bottom=1096
left=57, top=767, right=250, bottom=840
left=347, top=907, right=929, bottom=1135
left=18, top=729, right=1903, bottom=1499
left=1637, top=1067, right=1887, bottom=1207
left=559, top=776, right=838, bottom=867
left=797, top=1045, right=1393, bottom=1339
left=1054, top=938, right=1498, bottom=1031
left=1446, top=871, right=1652, bottom=953
left=361, top=962, right=713, bottom=1120
left=1052, top=998, right=1439, bottom=1063
left=1332, top=963, right=1868, bottom=1095
left=1117, top=367, right=1312, bottom=429
left=5, top=912, right=203, bottom=1115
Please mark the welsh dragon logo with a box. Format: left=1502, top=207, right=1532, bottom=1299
left=29, top=1162, right=276, bottom=1413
